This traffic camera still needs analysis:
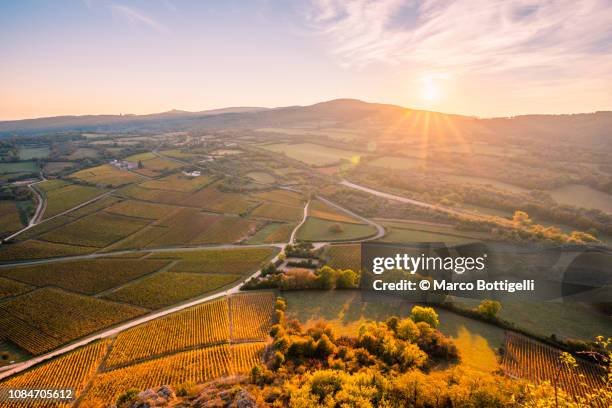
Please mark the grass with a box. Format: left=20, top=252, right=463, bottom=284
left=251, top=202, right=303, bottom=222
left=69, top=164, right=143, bottom=187
left=104, top=271, right=240, bottom=309
left=0, top=288, right=145, bottom=354
left=65, top=148, right=99, bottom=160
left=549, top=183, right=612, bottom=213
left=0, top=240, right=95, bottom=261
left=0, top=258, right=170, bottom=295
left=297, top=217, right=377, bottom=242
left=150, top=247, right=278, bottom=275
left=140, top=173, right=213, bottom=193
left=0, top=161, right=38, bottom=174
left=40, top=212, right=150, bottom=248
left=0, top=276, right=34, bottom=299
left=19, top=146, right=50, bottom=160
left=283, top=290, right=504, bottom=373
left=160, top=149, right=198, bottom=159
left=246, top=223, right=294, bottom=244
left=260, top=143, right=361, bottom=166
left=456, top=298, right=612, bottom=342
left=42, top=183, right=107, bottom=219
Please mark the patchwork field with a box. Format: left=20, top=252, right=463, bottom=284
left=0, top=276, right=33, bottom=299
left=296, top=217, right=377, bottom=242
left=105, top=298, right=230, bottom=368
left=230, top=292, right=275, bottom=341
left=502, top=332, right=605, bottom=398
left=104, top=271, right=240, bottom=309
left=252, top=189, right=304, bottom=207
left=69, top=164, right=143, bottom=187
left=149, top=247, right=278, bottom=274
left=135, top=157, right=184, bottom=177
left=0, top=240, right=95, bottom=262
left=0, top=339, right=111, bottom=405
left=0, top=200, right=24, bottom=236
left=251, top=202, right=303, bottom=222
left=105, top=199, right=178, bottom=220
left=39, top=211, right=150, bottom=248
left=246, top=222, right=294, bottom=244
left=0, top=288, right=145, bottom=355
left=140, top=173, right=213, bottom=193
left=260, top=143, right=361, bottom=166
left=246, top=171, right=275, bottom=184
left=41, top=182, right=107, bottom=219
left=80, top=343, right=264, bottom=406
left=0, top=161, right=38, bottom=175
left=0, top=258, right=170, bottom=295
left=321, top=243, right=361, bottom=271
left=308, top=199, right=363, bottom=224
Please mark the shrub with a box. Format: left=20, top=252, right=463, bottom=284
left=396, top=319, right=419, bottom=342
left=411, top=306, right=440, bottom=328
left=329, top=223, right=344, bottom=233
left=477, top=299, right=502, bottom=320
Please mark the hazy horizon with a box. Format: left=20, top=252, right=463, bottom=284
left=2, top=0, right=611, bottom=120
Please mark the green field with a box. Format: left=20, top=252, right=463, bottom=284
left=104, top=271, right=240, bottom=309
left=296, top=217, right=377, bottom=241
left=283, top=290, right=504, bottom=372
left=0, top=161, right=38, bottom=174
left=260, top=143, right=361, bottom=166
left=549, top=183, right=612, bottom=213
left=455, top=298, right=611, bottom=342
left=19, top=147, right=50, bottom=160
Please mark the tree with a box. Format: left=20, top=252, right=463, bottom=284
left=410, top=306, right=439, bottom=328
left=512, top=210, right=532, bottom=226
left=336, top=269, right=358, bottom=288
left=478, top=299, right=501, bottom=320
left=317, top=266, right=335, bottom=289
left=329, top=223, right=344, bottom=234
left=137, top=160, right=143, bottom=169
left=396, top=319, right=419, bottom=342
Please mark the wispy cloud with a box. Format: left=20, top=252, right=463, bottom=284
left=304, top=0, right=612, bottom=80
left=108, top=4, right=169, bottom=33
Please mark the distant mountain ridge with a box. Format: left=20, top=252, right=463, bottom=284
left=0, top=99, right=610, bottom=147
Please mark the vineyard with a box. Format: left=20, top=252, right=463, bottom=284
left=230, top=292, right=276, bottom=341
left=322, top=244, right=361, bottom=271
left=1, top=292, right=274, bottom=406
left=81, top=343, right=265, bottom=406
left=0, top=339, right=110, bottom=408
left=251, top=202, right=303, bottom=222
left=308, top=200, right=363, bottom=224
left=0, top=288, right=144, bottom=355
left=0, top=258, right=170, bottom=295
left=105, top=298, right=230, bottom=368
left=501, top=332, right=606, bottom=398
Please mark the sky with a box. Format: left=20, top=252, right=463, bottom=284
left=1, top=0, right=611, bottom=120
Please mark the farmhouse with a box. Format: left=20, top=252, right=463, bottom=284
left=182, top=170, right=201, bottom=177
left=109, top=159, right=137, bottom=170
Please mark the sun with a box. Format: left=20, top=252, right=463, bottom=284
left=422, top=77, right=440, bottom=102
